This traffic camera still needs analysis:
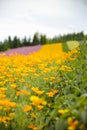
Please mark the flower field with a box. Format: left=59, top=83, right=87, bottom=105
left=0, top=42, right=87, bottom=130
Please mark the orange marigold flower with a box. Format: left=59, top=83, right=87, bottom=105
left=23, top=105, right=32, bottom=112
left=16, top=91, right=21, bottom=96
left=68, top=117, right=78, bottom=130
left=10, top=84, right=17, bottom=89
left=46, top=89, right=58, bottom=97
left=0, top=100, right=16, bottom=108
left=37, top=105, right=44, bottom=110
left=43, top=77, right=49, bottom=81
left=30, top=113, right=36, bottom=118
left=50, top=77, right=55, bottom=81
left=21, top=90, right=30, bottom=96
left=32, top=87, right=44, bottom=95
left=28, top=123, right=35, bottom=129
left=0, top=116, right=11, bottom=123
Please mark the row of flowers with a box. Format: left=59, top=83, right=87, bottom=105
left=0, top=43, right=84, bottom=130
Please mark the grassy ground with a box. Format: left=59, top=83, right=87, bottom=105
left=66, top=41, right=79, bottom=50
left=62, top=41, right=79, bottom=52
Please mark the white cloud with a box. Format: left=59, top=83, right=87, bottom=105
left=0, top=0, right=87, bottom=41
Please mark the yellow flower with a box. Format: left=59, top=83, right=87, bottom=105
left=28, top=123, right=35, bottom=129
left=21, top=90, right=30, bottom=96
left=37, top=105, right=44, bottom=110
left=43, top=77, right=49, bottom=81
left=46, top=92, right=54, bottom=97
left=30, top=113, right=36, bottom=118
left=0, top=87, right=7, bottom=91
left=58, top=109, right=69, bottom=114
left=32, top=87, right=44, bottom=95
left=10, top=84, right=17, bottom=89
left=47, top=89, right=58, bottom=97
left=68, top=117, right=78, bottom=130
left=50, top=77, right=55, bottom=81
left=0, top=99, right=16, bottom=108
left=0, top=94, right=6, bottom=99
left=43, top=68, right=51, bottom=73
left=42, top=100, right=47, bottom=105
left=34, top=73, right=39, bottom=77
left=30, top=96, right=47, bottom=106
left=0, top=116, right=11, bottom=123
left=60, top=65, right=72, bottom=71
left=23, top=105, right=32, bottom=112
left=30, top=95, right=40, bottom=101
left=16, top=91, right=21, bottom=96
left=20, top=79, right=25, bottom=83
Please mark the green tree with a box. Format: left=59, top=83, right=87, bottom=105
left=32, top=32, right=40, bottom=45
left=12, top=36, right=20, bottom=48
left=3, top=39, right=9, bottom=51
left=0, top=42, right=4, bottom=51
left=27, top=37, right=31, bottom=46
left=40, top=34, right=47, bottom=44
left=8, top=36, right=13, bottom=48
left=22, top=36, right=27, bottom=46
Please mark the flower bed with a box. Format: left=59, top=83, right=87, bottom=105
left=0, top=43, right=86, bottom=130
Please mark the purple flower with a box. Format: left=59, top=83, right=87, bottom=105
left=0, top=45, right=41, bottom=56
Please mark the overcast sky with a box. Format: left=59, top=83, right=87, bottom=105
left=0, top=0, right=87, bottom=41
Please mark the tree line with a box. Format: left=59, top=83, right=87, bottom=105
left=0, top=32, right=47, bottom=52
left=0, top=31, right=85, bottom=52
left=50, top=31, right=84, bottom=43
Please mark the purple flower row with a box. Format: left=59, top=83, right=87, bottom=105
left=0, top=45, right=41, bottom=56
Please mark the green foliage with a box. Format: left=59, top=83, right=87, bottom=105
left=84, top=34, right=87, bottom=42
left=40, top=34, right=47, bottom=44
left=51, top=31, right=84, bottom=43
left=32, top=32, right=40, bottom=45
left=2, top=40, right=10, bottom=51
left=22, top=36, right=31, bottom=46
left=45, top=42, right=87, bottom=129
left=12, top=36, right=21, bottom=48
left=0, top=42, right=4, bottom=51
left=61, top=41, right=79, bottom=52
left=61, top=42, right=70, bottom=52
left=8, top=36, right=13, bottom=48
